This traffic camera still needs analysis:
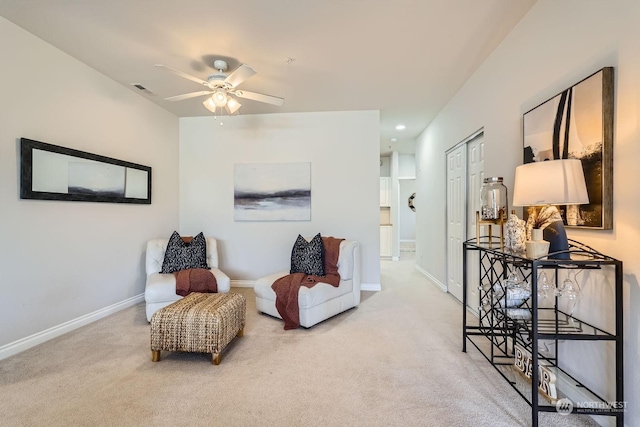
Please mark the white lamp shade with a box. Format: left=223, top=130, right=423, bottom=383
left=225, top=96, right=241, bottom=114
left=212, top=89, right=228, bottom=107
left=512, top=159, right=589, bottom=206
left=202, top=97, right=217, bottom=113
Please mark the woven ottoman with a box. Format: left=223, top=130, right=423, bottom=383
left=150, top=292, right=246, bottom=365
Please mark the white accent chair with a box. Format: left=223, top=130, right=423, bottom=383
left=144, top=237, right=230, bottom=321
left=253, top=240, right=360, bottom=328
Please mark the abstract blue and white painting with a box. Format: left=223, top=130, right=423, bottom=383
left=234, top=162, right=311, bottom=221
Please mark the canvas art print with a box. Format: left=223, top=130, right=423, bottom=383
left=234, top=162, right=311, bottom=221
left=523, top=67, right=613, bottom=229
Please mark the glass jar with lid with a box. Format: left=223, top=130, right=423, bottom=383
left=480, top=177, right=508, bottom=220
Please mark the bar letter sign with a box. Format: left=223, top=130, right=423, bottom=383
left=514, top=344, right=558, bottom=403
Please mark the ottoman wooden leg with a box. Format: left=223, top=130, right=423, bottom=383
left=151, top=350, right=161, bottom=362
left=237, top=328, right=244, bottom=338
left=212, top=353, right=221, bottom=365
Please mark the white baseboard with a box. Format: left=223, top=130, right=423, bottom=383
left=555, top=375, right=612, bottom=427
left=415, top=265, right=447, bottom=292
left=361, top=283, right=381, bottom=292
left=0, top=294, right=144, bottom=361
left=231, top=280, right=255, bottom=288
left=466, top=305, right=479, bottom=319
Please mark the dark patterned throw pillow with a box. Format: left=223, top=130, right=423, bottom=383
left=160, top=231, right=210, bottom=274
left=290, top=233, right=325, bottom=276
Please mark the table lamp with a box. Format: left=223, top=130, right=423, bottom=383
left=512, top=159, right=589, bottom=259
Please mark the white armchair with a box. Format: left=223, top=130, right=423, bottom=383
left=253, top=240, right=360, bottom=328
left=144, top=237, right=230, bottom=321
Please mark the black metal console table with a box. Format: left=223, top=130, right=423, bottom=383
left=462, top=238, right=623, bottom=426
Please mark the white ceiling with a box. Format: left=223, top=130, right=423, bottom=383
left=0, top=0, right=535, bottom=155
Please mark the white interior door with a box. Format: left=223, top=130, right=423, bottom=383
left=466, top=135, right=484, bottom=312
left=446, top=146, right=465, bottom=302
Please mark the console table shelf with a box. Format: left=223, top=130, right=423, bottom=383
left=462, top=238, right=623, bottom=426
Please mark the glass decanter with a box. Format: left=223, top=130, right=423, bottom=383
left=557, top=272, right=581, bottom=300
left=537, top=271, right=551, bottom=300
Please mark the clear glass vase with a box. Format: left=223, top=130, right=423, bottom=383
left=480, top=177, right=508, bottom=220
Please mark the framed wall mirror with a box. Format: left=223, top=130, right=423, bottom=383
left=20, top=138, right=152, bottom=204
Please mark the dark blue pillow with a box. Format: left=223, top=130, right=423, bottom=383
left=160, top=231, right=209, bottom=273
left=290, top=233, right=325, bottom=276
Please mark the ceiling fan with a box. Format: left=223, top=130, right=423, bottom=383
left=155, top=59, right=284, bottom=114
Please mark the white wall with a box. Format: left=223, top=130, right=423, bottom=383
left=379, top=156, right=390, bottom=177
left=415, top=0, right=639, bottom=423
left=398, top=154, right=416, bottom=179
left=399, top=180, right=416, bottom=241
left=0, top=17, right=179, bottom=349
left=179, top=111, right=380, bottom=286
left=398, top=154, right=416, bottom=241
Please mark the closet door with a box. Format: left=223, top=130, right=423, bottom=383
left=446, top=145, right=465, bottom=302
left=466, top=135, right=484, bottom=311
left=446, top=131, right=484, bottom=304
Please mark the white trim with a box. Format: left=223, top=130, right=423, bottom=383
left=415, top=265, right=447, bottom=292
left=360, top=283, right=381, bottom=291
left=399, top=239, right=416, bottom=243
left=445, top=128, right=484, bottom=154
left=392, top=256, right=400, bottom=261
left=556, top=378, right=611, bottom=427
left=231, top=280, right=255, bottom=288
left=0, top=294, right=144, bottom=361
left=466, top=305, right=479, bottom=319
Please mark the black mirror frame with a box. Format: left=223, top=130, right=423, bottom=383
left=20, top=138, right=152, bottom=204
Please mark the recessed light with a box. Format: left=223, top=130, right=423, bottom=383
left=390, top=138, right=398, bottom=142
left=395, top=124, right=406, bottom=131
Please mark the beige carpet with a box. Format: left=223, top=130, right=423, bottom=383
left=0, top=256, right=599, bottom=427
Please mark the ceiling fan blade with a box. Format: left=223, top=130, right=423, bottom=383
left=155, top=64, right=209, bottom=87
left=233, top=90, right=284, bottom=106
left=224, top=64, right=256, bottom=88
left=165, top=90, right=213, bottom=102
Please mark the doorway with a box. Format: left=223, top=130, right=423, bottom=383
left=445, top=130, right=484, bottom=303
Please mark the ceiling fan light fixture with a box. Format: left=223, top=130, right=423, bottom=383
left=213, top=89, right=228, bottom=107
left=157, top=62, right=284, bottom=112
left=202, top=97, right=217, bottom=113
left=226, top=96, right=241, bottom=114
